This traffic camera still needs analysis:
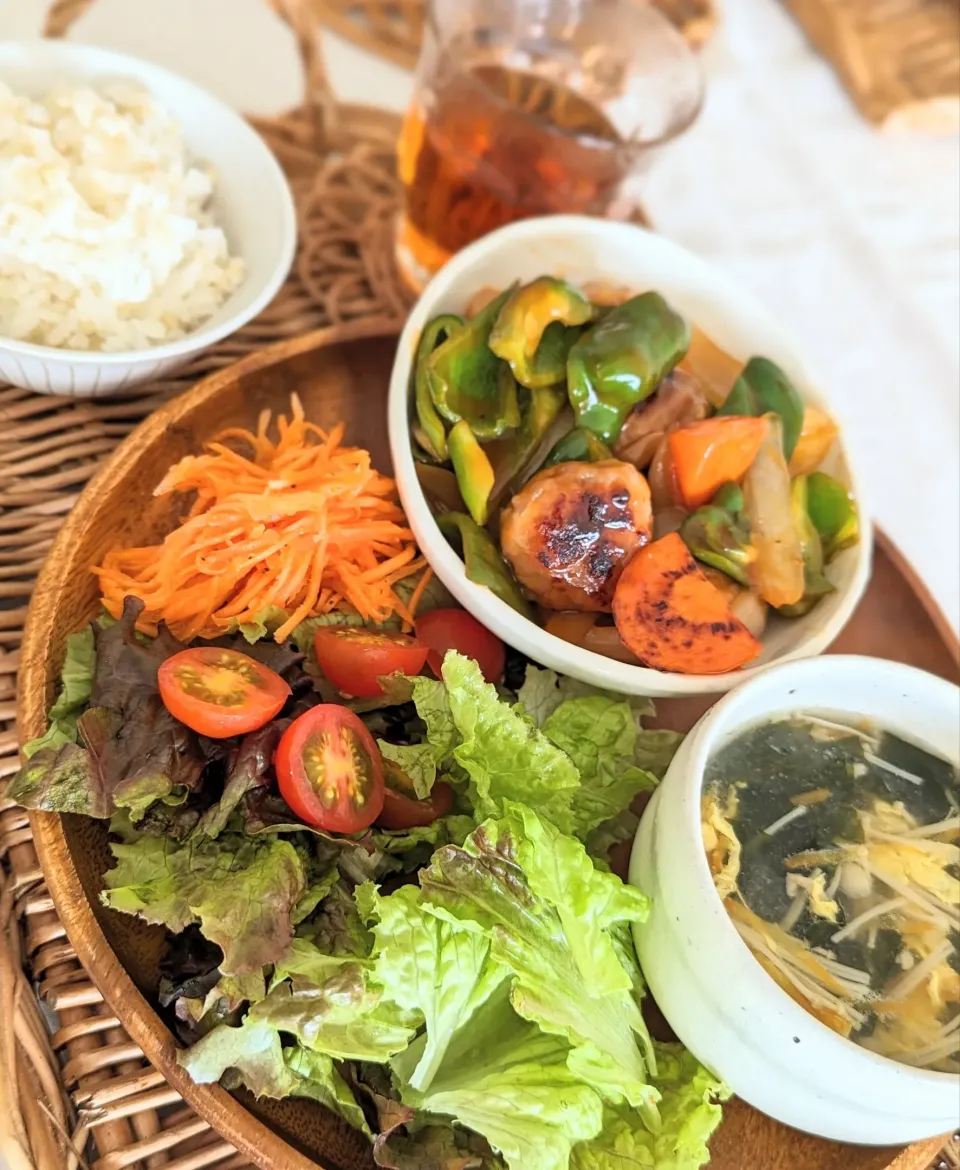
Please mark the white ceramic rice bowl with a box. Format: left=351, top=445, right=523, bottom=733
left=629, top=655, right=960, bottom=1144
left=0, top=40, right=296, bottom=397
left=387, top=216, right=872, bottom=697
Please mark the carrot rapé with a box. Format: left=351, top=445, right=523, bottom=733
left=612, top=532, right=762, bottom=674
left=94, top=396, right=429, bottom=643
left=669, top=415, right=769, bottom=510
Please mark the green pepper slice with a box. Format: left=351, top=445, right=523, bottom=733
left=776, top=475, right=836, bottom=617
left=427, top=287, right=521, bottom=441
left=542, top=427, right=613, bottom=469
left=567, top=292, right=690, bottom=444
left=435, top=512, right=532, bottom=619
left=488, top=385, right=569, bottom=510
left=679, top=481, right=755, bottom=586
left=489, top=277, right=596, bottom=389
left=806, top=471, right=860, bottom=562
left=448, top=420, right=495, bottom=527
left=413, top=313, right=466, bottom=461
left=718, top=356, right=805, bottom=461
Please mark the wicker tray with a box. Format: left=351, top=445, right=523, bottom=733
left=0, top=3, right=956, bottom=1170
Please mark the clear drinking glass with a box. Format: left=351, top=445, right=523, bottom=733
left=396, top=0, right=704, bottom=291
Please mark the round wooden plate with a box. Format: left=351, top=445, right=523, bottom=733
left=18, top=326, right=959, bottom=1170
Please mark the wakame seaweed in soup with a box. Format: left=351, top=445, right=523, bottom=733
left=702, top=713, right=960, bottom=1073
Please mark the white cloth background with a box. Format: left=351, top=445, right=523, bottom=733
left=3, top=0, right=958, bottom=642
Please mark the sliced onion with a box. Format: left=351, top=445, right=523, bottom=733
left=700, top=566, right=769, bottom=639
left=648, top=435, right=681, bottom=511
left=675, top=326, right=744, bottom=408
left=730, top=588, right=769, bottom=640
left=742, top=415, right=805, bottom=607
left=583, top=623, right=644, bottom=664
left=653, top=506, right=687, bottom=540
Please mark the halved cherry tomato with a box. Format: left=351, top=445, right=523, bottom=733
left=415, top=609, right=505, bottom=684
left=158, top=648, right=290, bottom=738
left=313, top=627, right=429, bottom=698
left=376, top=781, right=454, bottom=830
left=274, top=705, right=384, bottom=833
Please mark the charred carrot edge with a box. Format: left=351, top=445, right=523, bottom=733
left=612, top=532, right=762, bottom=675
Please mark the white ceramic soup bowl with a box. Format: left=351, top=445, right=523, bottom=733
left=0, top=40, right=296, bottom=397
left=629, top=655, right=960, bottom=1145
left=387, top=216, right=872, bottom=697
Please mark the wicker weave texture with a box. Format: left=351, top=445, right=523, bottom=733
left=783, top=0, right=960, bottom=131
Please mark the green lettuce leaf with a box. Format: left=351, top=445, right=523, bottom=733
left=419, top=804, right=658, bottom=1119
left=410, top=674, right=460, bottom=762
left=585, top=811, right=640, bottom=867
left=441, top=655, right=579, bottom=828
left=571, top=1044, right=729, bottom=1170
left=22, top=626, right=96, bottom=757
left=378, top=741, right=438, bottom=799
left=632, top=728, right=684, bottom=779
left=101, top=818, right=306, bottom=974
left=247, top=962, right=419, bottom=1061
left=7, top=741, right=105, bottom=816
left=542, top=696, right=659, bottom=839
left=180, top=1018, right=369, bottom=1133
left=272, top=935, right=369, bottom=988
left=358, top=883, right=507, bottom=1092
left=516, top=666, right=655, bottom=728
left=397, top=985, right=603, bottom=1170
left=298, top=881, right=374, bottom=958
left=373, top=1124, right=500, bottom=1170
left=370, top=815, right=476, bottom=861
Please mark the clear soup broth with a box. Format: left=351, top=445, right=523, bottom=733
left=703, top=713, right=959, bottom=1073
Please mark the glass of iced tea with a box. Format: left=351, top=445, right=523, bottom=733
left=396, top=0, right=704, bottom=290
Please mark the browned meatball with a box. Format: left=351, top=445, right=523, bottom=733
left=500, top=460, right=652, bottom=611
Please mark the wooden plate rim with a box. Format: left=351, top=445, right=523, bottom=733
left=18, top=322, right=959, bottom=1170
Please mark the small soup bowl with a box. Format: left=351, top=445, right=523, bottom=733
left=629, top=655, right=960, bottom=1145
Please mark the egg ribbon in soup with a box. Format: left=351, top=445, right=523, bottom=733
left=702, top=713, right=959, bottom=1073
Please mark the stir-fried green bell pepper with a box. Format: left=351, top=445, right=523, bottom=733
left=413, top=313, right=465, bottom=461
left=542, top=427, right=612, bottom=469
left=777, top=475, right=836, bottom=617
left=447, top=420, right=495, bottom=527
left=718, top=356, right=805, bottom=461
left=435, top=512, right=532, bottom=619
left=426, top=287, right=521, bottom=441
left=489, top=277, right=596, bottom=389
left=806, top=471, right=860, bottom=562
left=680, top=481, right=755, bottom=586
left=488, top=385, right=569, bottom=509
left=566, top=292, right=690, bottom=444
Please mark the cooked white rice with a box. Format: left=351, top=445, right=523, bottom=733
left=0, top=79, right=245, bottom=352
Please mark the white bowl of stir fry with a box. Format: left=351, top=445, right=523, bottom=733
left=387, top=216, right=872, bottom=696
left=629, top=655, right=960, bottom=1144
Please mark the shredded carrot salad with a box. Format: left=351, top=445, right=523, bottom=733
left=95, top=396, right=432, bottom=643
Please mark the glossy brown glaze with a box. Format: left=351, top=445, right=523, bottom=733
left=500, top=459, right=652, bottom=610
left=19, top=321, right=958, bottom=1170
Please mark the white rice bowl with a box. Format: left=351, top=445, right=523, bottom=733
left=0, top=79, right=245, bottom=353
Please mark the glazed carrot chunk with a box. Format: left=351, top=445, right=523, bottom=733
left=612, top=533, right=762, bottom=674
left=669, top=416, right=769, bottom=509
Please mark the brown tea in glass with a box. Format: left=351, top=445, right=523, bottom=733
left=396, top=0, right=703, bottom=291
